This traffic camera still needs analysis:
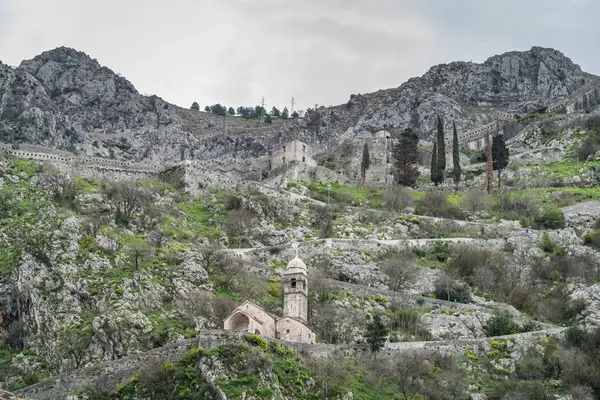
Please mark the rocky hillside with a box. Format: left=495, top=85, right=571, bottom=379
left=0, top=47, right=596, bottom=165
left=3, top=111, right=600, bottom=398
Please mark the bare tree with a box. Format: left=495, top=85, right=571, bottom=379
left=102, top=181, right=150, bottom=225
left=198, top=242, right=227, bottom=276
left=380, top=251, right=418, bottom=291
left=224, top=208, right=255, bottom=247
left=382, top=186, right=414, bottom=212
left=39, top=173, right=77, bottom=207
left=213, top=297, right=238, bottom=327
left=392, top=351, right=432, bottom=400
left=460, top=188, right=492, bottom=215
left=148, top=230, right=168, bottom=255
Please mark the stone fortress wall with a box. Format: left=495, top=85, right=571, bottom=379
left=0, top=141, right=245, bottom=194
left=442, top=78, right=600, bottom=151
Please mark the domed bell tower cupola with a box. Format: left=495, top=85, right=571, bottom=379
left=283, top=249, right=309, bottom=323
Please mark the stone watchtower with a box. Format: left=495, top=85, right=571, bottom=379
left=282, top=254, right=309, bottom=323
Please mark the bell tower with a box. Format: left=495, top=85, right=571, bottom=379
left=282, top=247, right=308, bottom=323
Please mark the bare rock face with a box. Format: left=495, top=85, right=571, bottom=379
left=0, top=46, right=595, bottom=166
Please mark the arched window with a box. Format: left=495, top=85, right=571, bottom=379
left=286, top=329, right=290, bottom=334
left=255, top=329, right=260, bottom=335
left=291, top=278, right=297, bottom=288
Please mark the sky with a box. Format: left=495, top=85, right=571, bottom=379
left=0, top=0, right=598, bottom=112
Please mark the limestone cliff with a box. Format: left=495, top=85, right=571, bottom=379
left=0, top=46, right=596, bottom=166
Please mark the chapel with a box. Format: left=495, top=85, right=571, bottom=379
left=223, top=253, right=316, bottom=344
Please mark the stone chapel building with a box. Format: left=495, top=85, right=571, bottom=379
left=223, top=254, right=316, bottom=344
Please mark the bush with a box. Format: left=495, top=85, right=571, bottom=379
left=433, top=276, right=471, bottom=303
left=565, top=325, right=587, bottom=346
left=485, top=309, right=518, bottom=336
left=244, top=334, right=268, bottom=349
left=415, top=191, right=463, bottom=219
left=382, top=186, right=413, bottom=212
left=575, top=133, right=600, bottom=161
left=428, top=241, right=451, bottom=262
left=448, top=245, right=493, bottom=280
left=539, top=232, right=556, bottom=253
left=534, top=208, right=565, bottom=229
left=224, top=194, right=242, bottom=210
left=493, top=190, right=543, bottom=222
left=583, top=229, right=600, bottom=248
left=460, top=189, right=492, bottom=214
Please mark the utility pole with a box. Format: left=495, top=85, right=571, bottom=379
left=261, top=97, right=266, bottom=123
left=291, top=97, right=295, bottom=114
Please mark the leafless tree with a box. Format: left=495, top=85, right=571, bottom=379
left=224, top=208, right=255, bottom=247
left=148, top=230, right=168, bottom=255
left=382, top=186, right=414, bottom=212
left=39, top=173, right=77, bottom=207
left=460, top=188, right=492, bottom=215
left=213, top=297, right=238, bottom=328
left=379, top=250, right=418, bottom=291
left=174, top=289, right=214, bottom=324
left=102, top=180, right=150, bottom=225
left=392, top=351, right=432, bottom=400
left=198, top=242, right=227, bottom=276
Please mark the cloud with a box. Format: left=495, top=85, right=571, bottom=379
left=0, top=0, right=598, bottom=112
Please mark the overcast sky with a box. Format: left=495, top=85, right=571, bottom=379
left=1, top=0, right=598, bottom=112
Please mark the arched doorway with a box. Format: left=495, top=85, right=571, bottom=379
left=228, top=313, right=250, bottom=332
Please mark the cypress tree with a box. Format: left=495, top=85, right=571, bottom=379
left=365, top=313, right=389, bottom=354
left=431, top=141, right=440, bottom=186
left=361, top=141, right=370, bottom=183
left=452, top=121, right=461, bottom=191
left=492, top=134, right=509, bottom=187
left=437, top=115, right=446, bottom=173
left=393, top=129, right=420, bottom=187
left=486, top=133, right=493, bottom=194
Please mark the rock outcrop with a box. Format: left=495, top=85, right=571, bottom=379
left=1, top=46, right=596, bottom=168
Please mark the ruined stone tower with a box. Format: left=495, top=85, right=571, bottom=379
left=282, top=255, right=309, bottom=323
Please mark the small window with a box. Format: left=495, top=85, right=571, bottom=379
left=291, top=278, right=297, bottom=288
left=282, top=156, right=286, bottom=163
left=276, top=331, right=280, bottom=339
left=303, top=145, right=306, bottom=151
left=286, top=329, right=290, bottom=334
left=283, top=146, right=286, bottom=151
left=255, top=329, right=260, bottom=335
left=302, top=156, right=306, bottom=162
left=309, top=334, right=311, bottom=338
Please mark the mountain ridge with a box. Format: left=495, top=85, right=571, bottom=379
left=0, top=45, right=597, bottom=165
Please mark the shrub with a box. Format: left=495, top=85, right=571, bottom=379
left=493, top=190, right=543, bottom=221
left=448, top=245, right=493, bottom=280
left=485, top=309, right=518, bottom=336
left=583, top=229, right=600, bottom=248
left=539, top=232, right=556, bottom=253
left=415, top=191, right=463, bottom=219
left=460, top=188, right=492, bottom=214
left=224, top=194, right=242, bottom=210
left=382, top=186, right=413, bottom=212
left=433, top=276, right=471, bottom=303
left=244, top=334, right=268, bottom=349
left=534, top=208, right=565, bottom=229
left=565, top=325, right=587, bottom=346
left=428, top=241, right=451, bottom=262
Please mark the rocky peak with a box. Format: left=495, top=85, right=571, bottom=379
left=18, top=46, right=138, bottom=106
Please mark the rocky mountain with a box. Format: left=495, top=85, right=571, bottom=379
left=0, top=46, right=596, bottom=165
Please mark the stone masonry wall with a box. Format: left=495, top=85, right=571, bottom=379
left=271, top=140, right=317, bottom=171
